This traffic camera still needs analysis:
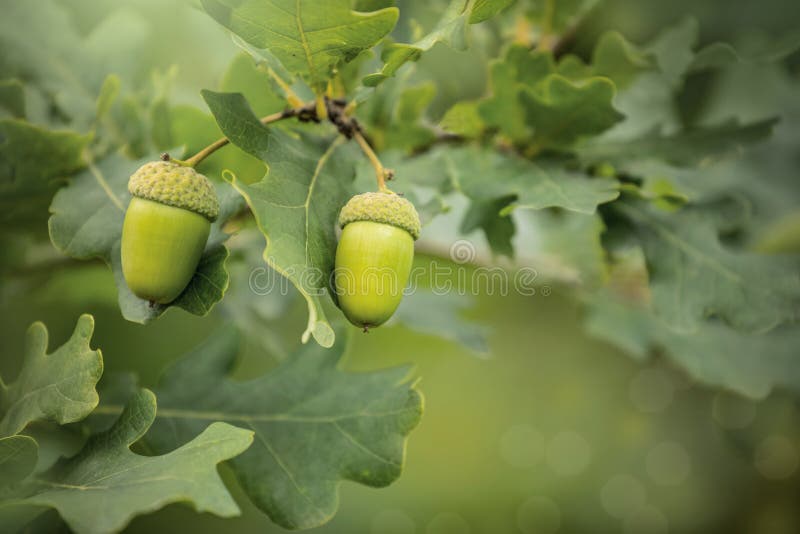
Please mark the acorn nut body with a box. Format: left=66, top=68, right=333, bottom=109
left=121, top=161, right=219, bottom=304
left=335, top=192, right=420, bottom=329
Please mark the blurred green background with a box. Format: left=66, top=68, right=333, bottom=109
left=3, top=255, right=799, bottom=534
left=1, top=0, right=799, bottom=533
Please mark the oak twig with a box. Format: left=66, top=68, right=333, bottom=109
left=175, top=103, right=317, bottom=168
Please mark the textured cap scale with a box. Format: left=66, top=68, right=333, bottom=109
left=338, top=192, right=421, bottom=240
left=128, top=161, right=220, bottom=221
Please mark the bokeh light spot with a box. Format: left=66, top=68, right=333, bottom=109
left=755, top=435, right=799, bottom=480
left=646, top=442, right=691, bottom=486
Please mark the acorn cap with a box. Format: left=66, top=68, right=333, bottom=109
left=128, top=161, right=219, bottom=221
left=339, top=192, right=420, bottom=240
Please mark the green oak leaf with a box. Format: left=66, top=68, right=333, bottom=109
left=586, top=291, right=800, bottom=399
left=20, top=423, right=85, bottom=479
left=652, top=321, right=800, bottom=400
left=0, top=0, right=97, bottom=126
left=382, top=82, right=437, bottom=152
left=0, top=120, right=91, bottom=228
left=517, top=209, right=609, bottom=288
left=355, top=73, right=435, bottom=152
left=692, top=45, right=800, bottom=239
left=9, top=389, right=253, bottom=534
left=230, top=36, right=317, bottom=106
left=220, top=229, right=297, bottom=359
left=526, top=0, right=599, bottom=34
left=594, top=71, right=678, bottom=141
left=111, top=243, right=232, bottom=323
left=364, top=0, right=508, bottom=87
left=0, top=1, right=153, bottom=130
left=439, top=101, right=485, bottom=138
left=521, top=74, right=624, bottom=150
left=374, top=145, right=617, bottom=257
left=579, top=118, right=777, bottom=166
left=48, top=152, right=241, bottom=324
left=425, top=145, right=619, bottom=215
left=609, top=160, right=694, bottom=207
left=687, top=42, right=741, bottom=74
left=453, top=36, right=639, bottom=147
left=689, top=31, right=800, bottom=73
left=357, top=74, right=439, bottom=151
left=0, top=79, right=25, bottom=119
left=460, top=195, right=516, bottom=257
left=201, top=0, right=398, bottom=92
left=203, top=90, right=358, bottom=348
left=642, top=17, right=799, bottom=89
left=149, top=99, right=173, bottom=152
left=486, top=33, right=646, bottom=147
left=0, top=315, right=101, bottom=438
left=479, top=45, right=555, bottom=143
left=167, top=102, right=268, bottom=185
left=83, top=8, right=152, bottom=90
left=584, top=247, right=800, bottom=398
left=221, top=53, right=289, bottom=118
left=99, top=326, right=423, bottom=530
left=354, top=0, right=396, bottom=11
left=583, top=27, right=680, bottom=142
left=619, top=202, right=800, bottom=334
left=591, top=31, right=651, bottom=89
left=553, top=32, right=649, bottom=90
left=95, top=75, right=121, bottom=122
left=758, top=211, right=800, bottom=254
left=646, top=16, right=698, bottom=89
left=556, top=54, right=592, bottom=80
left=469, top=0, right=515, bottom=23
left=0, top=435, right=38, bottom=486
left=393, top=292, right=491, bottom=356
left=584, top=292, right=653, bottom=362
left=599, top=22, right=791, bottom=145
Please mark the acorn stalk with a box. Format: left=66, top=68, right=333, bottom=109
left=121, top=160, right=219, bottom=304
left=335, top=192, right=420, bottom=329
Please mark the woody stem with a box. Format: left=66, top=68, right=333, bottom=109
left=178, top=107, right=305, bottom=168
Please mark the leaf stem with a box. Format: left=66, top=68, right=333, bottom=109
left=176, top=107, right=304, bottom=168
left=353, top=131, right=393, bottom=193
left=265, top=66, right=304, bottom=108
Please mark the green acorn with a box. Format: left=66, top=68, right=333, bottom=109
left=121, top=160, right=219, bottom=304
left=335, top=192, right=420, bottom=330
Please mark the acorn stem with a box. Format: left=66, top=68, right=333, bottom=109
left=353, top=131, right=393, bottom=193
left=181, top=135, right=231, bottom=168
left=178, top=107, right=307, bottom=168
